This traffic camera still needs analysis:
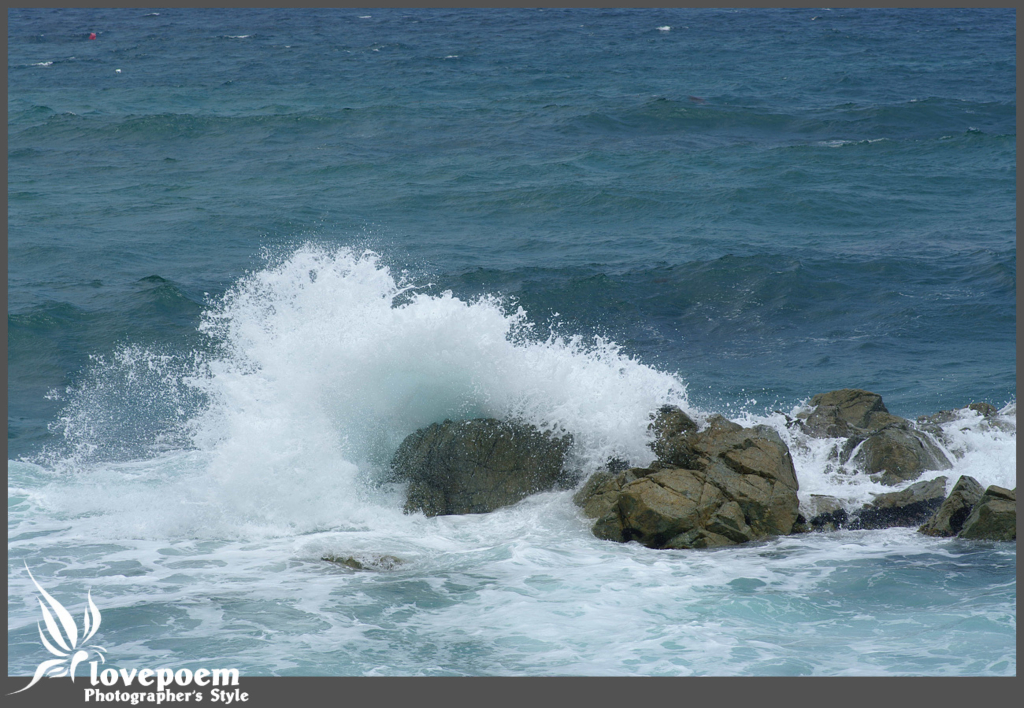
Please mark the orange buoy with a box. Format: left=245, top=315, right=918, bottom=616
left=89, top=32, right=97, bottom=40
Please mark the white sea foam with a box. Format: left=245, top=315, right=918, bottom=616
left=33, top=245, right=689, bottom=539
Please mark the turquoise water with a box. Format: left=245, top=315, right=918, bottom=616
left=8, top=8, right=1015, bottom=677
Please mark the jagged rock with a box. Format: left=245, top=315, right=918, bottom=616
left=919, top=475, right=985, bottom=537
left=805, top=495, right=849, bottom=532
left=323, top=554, right=403, bottom=571
left=577, top=415, right=800, bottom=549
left=648, top=405, right=703, bottom=469
left=958, top=486, right=1016, bottom=541
left=572, top=468, right=643, bottom=520
left=848, top=477, right=948, bottom=530
left=391, top=418, right=574, bottom=516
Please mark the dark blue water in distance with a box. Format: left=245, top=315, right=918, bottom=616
left=8, top=8, right=1016, bottom=677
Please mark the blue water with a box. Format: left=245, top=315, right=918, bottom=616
left=8, top=8, right=1015, bottom=677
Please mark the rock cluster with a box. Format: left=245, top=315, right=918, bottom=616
left=959, top=486, right=1016, bottom=541
left=572, top=408, right=801, bottom=549
left=796, top=389, right=952, bottom=486
left=385, top=389, right=1014, bottom=547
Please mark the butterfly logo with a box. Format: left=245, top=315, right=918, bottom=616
left=10, top=565, right=107, bottom=694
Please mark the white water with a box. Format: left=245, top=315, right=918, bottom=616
left=9, top=245, right=1016, bottom=676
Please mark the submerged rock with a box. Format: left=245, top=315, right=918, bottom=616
left=391, top=418, right=574, bottom=516
left=918, top=402, right=1014, bottom=440
left=575, top=409, right=800, bottom=549
left=918, top=475, right=985, bottom=537
left=958, top=486, right=1016, bottom=541
left=848, top=477, right=948, bottom=530
left=323, top=554, right=403, bottom=571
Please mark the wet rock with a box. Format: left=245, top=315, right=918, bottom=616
left=648, top=405, right=703, bottom=469
left=918, top=403, right=1013, bottom=441
left=805, top=495, right=849, bottom=532
left=919, top=475, right=985, bottom=537
left=799, top=389, right=952, bottom=485
left=848, top=426, right=952, bottom=486
left=323, top=554, right=403, bottom=571
left=848, top=477, right=948, bottom=530
left=572, top=467, right=644, bottom=521
left=392, top=418, right=574, bottom=516
left=967, top=402, right=999, bottom=418
left=801, top=389, right=897, bottom=438
left=958, top=486, right=1016, bottom=541
left=577, top=416, right=800, bottom=549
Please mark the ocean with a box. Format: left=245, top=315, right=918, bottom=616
left=7, top=8, right=1016, bottom=677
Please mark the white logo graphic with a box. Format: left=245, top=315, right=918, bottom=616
left=11, top=565, right=106, bottom=694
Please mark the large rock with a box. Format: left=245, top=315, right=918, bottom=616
left=847, top=477, right=948, bottom=530
left=391, top=418, right=574, bottom=516
left=918, top=475, right=985, bottom=537
left=800, top=389, right=951, bottom=486
left=847, top=426, right=952, bottom=486
left=575, top=410, right=800, bottom=549
left=958, top=486, right=1016, bottom=541
left=802, top=389, right=901, bottom=438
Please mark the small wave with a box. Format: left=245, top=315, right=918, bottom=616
left=31, top=61, right=53, bottom=67
left=819, top=138, right=890, bottom=147
left=656, top=26, right=671, bottom=31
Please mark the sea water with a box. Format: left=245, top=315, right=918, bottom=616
left=8, top=8, right=1015, bottom=676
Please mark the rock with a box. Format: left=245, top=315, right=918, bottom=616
left=847, top=426, right=952, bottom=486
left=968, top=402, right=999, bottom=418
left=800, top=389, right=952, bottom=485
left=323, top=554, right=403, bottom=571
left=391, top=418, right=574, bottom=516
left=919, top=475, right=985, bottom=537
left=648, top=405, right=703, bottom=469
left=958, top=486, right=1016, bottom=541
left=573, top=468, right=645, bottom=520
left=578, top=417, right=800, bottom=549
left=848, top=477, right=948, bottom=530
left=802, top=389, right=897, bottom=438
left=805, top=495, right=849, bottom=532
left=918, top=403, right=1014, bottom=442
